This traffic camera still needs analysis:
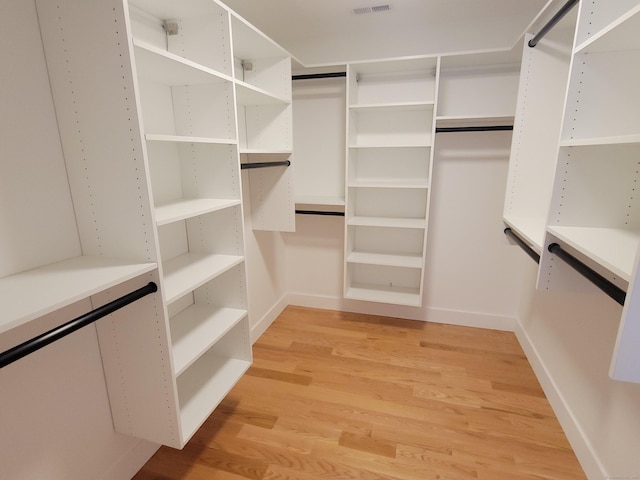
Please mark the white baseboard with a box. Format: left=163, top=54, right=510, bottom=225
left=100, top=439, right=159, bottom=480
left=286, top=293, right=516, bottom=331
left=250, top=293, right=289, bottom=344
left=514, top=322, right=607, bottom=480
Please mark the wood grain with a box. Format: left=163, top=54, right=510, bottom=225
left=133, top=306, right=586, bottom=480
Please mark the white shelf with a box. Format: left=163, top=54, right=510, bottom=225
left=348, top=216, right=426, bottom=229
left=162, top=253, right=244, bottom=304
left=177, top=354, right=251, bottom=441
left=503, top=215, right=546, bottom=253
left=347, top=252, right=423, bottom=269
left=575, top=5, right=640, bottom=54
left=133, top=39, right=231, bottom=85
left=348, top=179, right=429, bottom=189
left=559, top=134, right=640, bottom=147
left=295, top=195, right=345, bottom=207
left=436, top=115, right=514, bottom=128
left=0, top=256, right=156, bottom=334
left=154, top=198, right=241, bottom=226
left=235, top=80, right=289, bottom=106
left=349, top=142, right=432, bottom=148
left=547, top=226, right=639, bottom=282
left=171, top=305, right=247, bottom=376
left=349, top=101, right=435, bottom=112
left=345, top=283, right=421, bottom=307
left=145, top=134, right=237, bottom=145
left=240, top=149, right=293, bottom=155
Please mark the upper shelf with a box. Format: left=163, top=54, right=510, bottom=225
left=235, top=80, right=290, bottom=106
left=0, top=256, right=156, bottom=335
left=133, top=39, right=232, bottom=85
left=575, top=4, right=640, bottom=54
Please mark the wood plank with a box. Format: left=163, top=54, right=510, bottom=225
left=133, top=306, right=586, bottom=480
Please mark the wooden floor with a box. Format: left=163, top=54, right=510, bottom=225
left=133, top=306, right=586, bottom=480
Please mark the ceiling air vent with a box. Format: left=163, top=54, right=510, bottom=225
left=353, top=4, right=391, bottom=15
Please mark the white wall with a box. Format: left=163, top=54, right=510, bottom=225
left=516, top=262, right=640, bottom=478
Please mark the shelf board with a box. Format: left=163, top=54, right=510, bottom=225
left=145, top=134, right=237, bottom=145
left=347, top=251, right=423, bottom=269
left=133, top=39, right=232, bottom=86
left=177, top=354, right=251, bottom=443
left=349, top=101, right=435, bottom=112
left=235, top=80, right=290, bottom=106
left=349, top=179, right=429, bottom=189
left=239, top=148, right=293, bottom=155
left=502, top=215, right=546, bottom=254
left=154, top=198, right=241, bottom=226
left=575, top=6, right=640, bottom=54
left=345, top=283, right=421, bottom=307
left=349, top=141, right=432, bottom=149
left=295, top=195, right=345, bottom=207
left=547, top=225, right=640, bottom=282
left=559, top=134, right=640, bottom=147
left=0, top=256, right=156, bottom=334
left=348, top=216, right=426, bottom=229
left=171, top=305, right=248, bottom=376
left=162, top=253, right=244, bottom=305
left=435, top=115, right=514, bottom=128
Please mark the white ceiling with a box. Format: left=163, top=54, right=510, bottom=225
left=220, top=0, right=551, bottom=67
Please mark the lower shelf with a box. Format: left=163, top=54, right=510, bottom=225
left=345, top=283, right=421, bottom=307
left=177, top=353, right=251, bottom=443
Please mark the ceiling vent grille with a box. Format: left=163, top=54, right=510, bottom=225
left=353, top=4, right=391, bottom=15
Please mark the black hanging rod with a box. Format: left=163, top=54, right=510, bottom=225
left=528, top=0, right=579, bottom=48
left=504, top=228, right=540, bottom=264
left=295, top=209, right=345, bottom=216
left=241, top=160, right=291, bottom=170
left=548, top=243, right=626, bottom=306
left=436, top=125, right=513, bottom=133
left=0, top=282, right=158, bottom=369
left=292, top=72, right=346, bottom=81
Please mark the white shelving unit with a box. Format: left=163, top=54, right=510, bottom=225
left=6, top=0, right=282, bottom=449
left=505, top=0, right=640, bottom=383
left=503, top=9, right=577, bottom=253
left=344, top=57, right=438, bottom=306
left=232, top=14, right=295, bottom=232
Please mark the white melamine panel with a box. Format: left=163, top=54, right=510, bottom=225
left=349, top=105, right=433, bottom=147
left=0, top=0, right=81, bottom=277
left=561, top=50, right=640, bottom=141
left=239, top=57, right=292, bottom=100
left=245, top=163, right=296, bottom=232
left=162, top=253, right=244, bottom=304
left=193, top=263, right=248, bottom=310
left=575, top=0, right=640, bottom=49
left=577, top=6, right=640, bottom=54
left=146, top=141, right=240, bottom=207
left=129, top=0, right=225, bottom=21
left=346, top=252, right=423, bottom=269
left=349, top=58, right=437, bottom=105
left=348, top=147, right=429, bottom=186
left=93, top=272, right=180, bottom=448
left=170, top=305, right=247, bottom=375
left=547, top=226, right=639, bottom=281
left=347, top=225, right=425, bottom=258
left=348, top=188, right=428, bottom=219
left=177, top=318, right=251, bottom=442
left=503, top=23, right=575, bottom=250
left=437, top=67, right=519, bottom=119
left=155, top=198, right=241, bottom=225
left=345, top=263, right=422, bottom=306
left=348, top=216, right=426, bottom=229
left=133, top=40, right=231, bottom=85
left=0, top=257, right=156, bottom=334
left=549, top=144, right=640, bottom=229
left=185, top=205, right=245, bottom=256
left=230, top=14, right=287, bottom=66
left=239, top=104, right=292, bottom=150
left=37, top=0, right=158, bottom=263
left=236, top=81, right=289, bottom=105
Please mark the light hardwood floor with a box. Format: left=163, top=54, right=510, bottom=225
left=133, top=306, right=586, bottom=480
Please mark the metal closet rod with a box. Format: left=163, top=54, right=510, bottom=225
left=292, top=72, right=346, bottom=80
left=295, top=210, right=345, bottom=216
left=528, top=0, right=579, bottom=48
left=241, top=160, right=291, bottom=170
left=0, top=282, right=158, bottom=369
left=547, top=243, right=626, bottom=306
left=436, top=125, right=513, bottom=133
left=504, top=228, right=540, bottom=264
